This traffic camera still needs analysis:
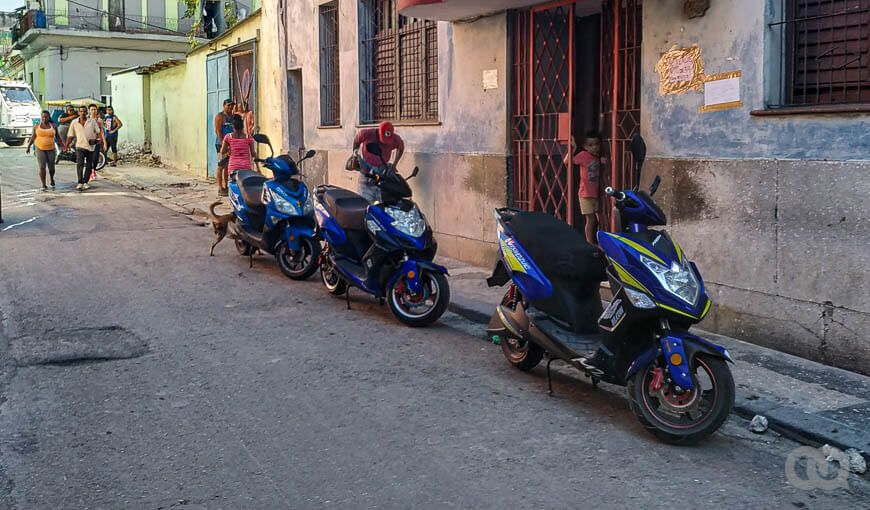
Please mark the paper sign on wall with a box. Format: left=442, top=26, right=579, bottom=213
left=483, top=69, right=498, bottom=90
left=700, top=71, right=742, bottom=112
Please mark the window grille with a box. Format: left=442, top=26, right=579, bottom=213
left=770, top=0, right=870, bottom=107
left=359, top=0, right=438, bottom=123
left=319, top=2, right=341, bottom=126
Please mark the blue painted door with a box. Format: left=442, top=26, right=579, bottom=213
left=206, top=51, right=230, bottom=177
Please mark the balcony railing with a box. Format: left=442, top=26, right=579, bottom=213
left=12, top=9, right=195, bottom=45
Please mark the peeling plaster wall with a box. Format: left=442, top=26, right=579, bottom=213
left=279, top=3, right=510, bottom=263
left=643, top=0, right=870, bottom=374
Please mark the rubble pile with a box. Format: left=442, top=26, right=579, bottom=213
left=119, top=143, right=164, bottom=168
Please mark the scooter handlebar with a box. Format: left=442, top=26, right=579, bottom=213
left=605, top=187, right=626, bottom=202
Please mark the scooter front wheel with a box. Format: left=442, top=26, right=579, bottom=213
left=277, top=237, right=321, bottom=280
left=388, top=271, right=450, bottom=327
left=627, top=355, right=734, bottom=445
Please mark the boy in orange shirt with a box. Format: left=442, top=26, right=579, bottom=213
left=566, top=131, right=602, bottom=246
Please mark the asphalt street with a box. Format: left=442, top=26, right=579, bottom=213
left=0, top=146, right=868, bottom=509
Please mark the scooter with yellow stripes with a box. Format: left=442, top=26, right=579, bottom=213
left=486, top=134, right=734, bottom=444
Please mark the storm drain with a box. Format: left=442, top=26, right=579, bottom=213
left=10, top=326, right=149, bottom=367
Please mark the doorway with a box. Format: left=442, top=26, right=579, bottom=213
left=108, top=0, right=125, bottom=32
left=509, top=0, right=642, bottom=230
left=287, top=69, right=304, bottom=154
left=206, top=51, right=230, bottom=177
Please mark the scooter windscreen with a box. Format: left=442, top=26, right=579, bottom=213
left=379, top=171, right=412, bottom=203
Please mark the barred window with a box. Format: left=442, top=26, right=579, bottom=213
left=359, top=0, right=439, bottom=123
left=319, top=2, right=341, bottom=126
left=770, top=0, right=870, bottom=107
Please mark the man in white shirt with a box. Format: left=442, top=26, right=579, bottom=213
left=65, top=105, right=106, bottom=191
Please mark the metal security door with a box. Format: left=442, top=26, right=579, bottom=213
left=206, top=51, right=229, bottom=177
left=529, top=2, right=575, bottom=223
left=600, top=0, right=642, bottom=229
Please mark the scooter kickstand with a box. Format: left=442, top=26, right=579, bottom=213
left=546, top=356, right=556, bottom=397
left=345, top=288, right=352, bottom=310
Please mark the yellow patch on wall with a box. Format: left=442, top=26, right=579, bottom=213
left=654, top=45, right=706, bottom=95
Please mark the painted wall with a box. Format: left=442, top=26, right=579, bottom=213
left=24, top=46, right=185, bottom=102
left=642, top=0, right=870, bottom=374
left=641, top=0, right=870, bottom=160
left=149, top=58, right=207, bottom=174
left=276, top=2, right=510, bottom=264
left=143, top=11, right=266, bottom=177
left=108, top=70, right=148, bottom=147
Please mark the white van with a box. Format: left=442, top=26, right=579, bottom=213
left=0, top=81, right=41, bottom=146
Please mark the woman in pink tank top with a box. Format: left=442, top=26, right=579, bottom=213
left=220, top=114, right=255, bottom=173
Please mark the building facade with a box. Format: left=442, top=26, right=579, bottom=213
left=12, top=0, right=195, bottom=104
left=109, top=10, right=266, bottom=174
left=260, top=0, right=869, bottom=374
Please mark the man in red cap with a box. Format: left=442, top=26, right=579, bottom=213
left=352, top=121, right=405, bottom=202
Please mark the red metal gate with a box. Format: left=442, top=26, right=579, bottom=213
left=509, top=0, right=642, bottom=231
left=600, top=0, right=642, bottom=230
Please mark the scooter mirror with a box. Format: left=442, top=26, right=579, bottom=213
left=650, top=175, right=661, bottom=196
left=304, top=149, right=316, bottom=160
left=630, top=133, right=647, bottom=189
left=253, top=133, right=270, bottom=145
left=409, top=166, right=420, bottom=179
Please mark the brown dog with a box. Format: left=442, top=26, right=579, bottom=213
left=208, top=200, right=235, bottom=256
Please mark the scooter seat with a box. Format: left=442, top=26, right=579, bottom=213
left=235, top=170, right=267, bottom=208
left=509, top=211, right=605, bottom=283
left=323, top=188, right=369, bottom=231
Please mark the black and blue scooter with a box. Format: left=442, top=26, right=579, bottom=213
left=227, top=134, right=320, bottom=280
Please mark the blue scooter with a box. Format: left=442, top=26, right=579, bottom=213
left=314, top=165, right=450, bottom=327
left=227, top=134, right=321, bottom=280
left=487, top=134, right=734, bottom=444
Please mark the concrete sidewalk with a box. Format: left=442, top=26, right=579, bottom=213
left=101, top=163, right=870, bottom=465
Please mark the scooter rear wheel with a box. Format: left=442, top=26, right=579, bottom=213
left=235, top=238, right=254, bottom=256
left=627, top=355, right=734, bottom=445
left=497, top=288, right=543, bottom=371
left=320, top=256, right=348, bottom=295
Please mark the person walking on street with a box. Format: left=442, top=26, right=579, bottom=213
left=220, top=114, right=255, bottom=177
left=88, top=104, right=106, bottom=174
left=65, top=105, right=106, bottom=191
left=25, top=110, right=58, bottom=191
left=565, top=131, right=602, bottom=246
left=104, top=106, right=123, bottom=166
left=351, top=121, right=405, bottom=203
left=214, top=99, right=235, bottom=196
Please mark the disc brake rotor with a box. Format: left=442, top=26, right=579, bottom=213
left=650, top=371, right=702, bottom=417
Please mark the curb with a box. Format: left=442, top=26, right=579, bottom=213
left=100, top=171, right=210, bottom=224
left=734, top=398, right=869, bottom=462
left=448, top=300, right=870, bottom=460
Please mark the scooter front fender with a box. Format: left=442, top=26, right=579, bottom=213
left=282, top=224, right=315, bottom=251
left=387, top=259, right=448, bottom=294
left=625, top=332, right=734, bottom=390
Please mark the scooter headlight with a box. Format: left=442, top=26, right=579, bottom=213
left=385, top=206, right=425, bottom=238
left=640, top=255, right=700, bottom=306
left=268, top=188, right=302, bottom=215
